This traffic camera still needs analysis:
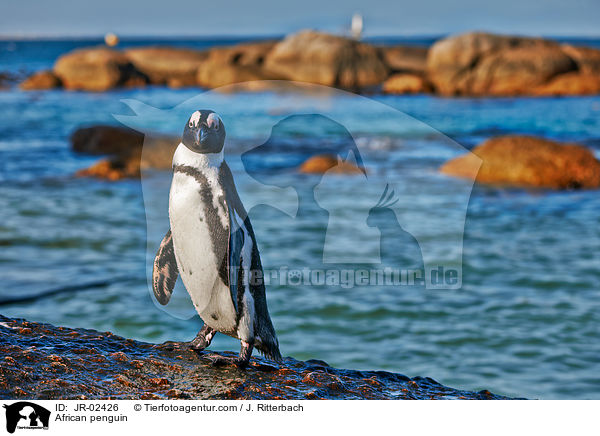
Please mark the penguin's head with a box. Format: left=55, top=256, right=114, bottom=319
left=182, top=110, right=226, bottom=154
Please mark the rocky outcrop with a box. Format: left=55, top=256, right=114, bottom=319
left=0, top=314, right=514, bottom=399
left=16, top=31, right=600, bottom=96
left=440, top=135, right=600, bottom=189
left=196, top=41, right=278, bottom=88
left=54, top=47, right=148, bottom=91
left=426, top=32, right=600, bottom=96
left=204, top=41, right=277, bottom=67
left=382, top=73, right=431, bottom=94
left=378, top=46, right=431, bottom=94
left=197, top=63, right=270, bottom=89
left=71, top=125, right=145, bottom=156
left=75, top=158, right=139, bottom=181
left=380, top=45, right=428, bottom=74
left=264, top=30, right=389, bottom=90
left=470, top=44, right=575, bottom=95
left=125, top=47, right=208, bottom=87
left=533, top=72, right=600, bottom=96
left=19, top=70, right=62, bottom=90
left=71, top=125, right=178, bottom=180
left=561, top=44, right=600, bottom=75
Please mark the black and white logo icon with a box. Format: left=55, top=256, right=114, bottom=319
left=3, top=402, right=50, bottom=433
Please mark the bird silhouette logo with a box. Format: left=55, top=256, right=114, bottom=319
left=115, top=81, right=478, bottom=297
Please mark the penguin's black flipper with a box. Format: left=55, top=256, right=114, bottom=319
left=219, top=162, right=282, bottom=363
left=219, top=162, right=248, bottom=312
left=152, top=229, right=179, bottom=305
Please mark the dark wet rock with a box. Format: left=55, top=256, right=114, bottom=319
left=71, top=125, right=145, bottom=156
left=263, top=30, right=389, bottom=90
left=20, top=70, right=62, bottom=90
left=71, top=125, right=178, bottom=180
left=0, top=314, right=516, bottom=399
left=54, top=47, right=148, bottom=92
left=0, top=72, right=21, bottom=89
left=124, top=47, right=209, bottom=87
left=440, top=135, right=600, bottom=189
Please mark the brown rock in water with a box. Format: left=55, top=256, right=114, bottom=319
left=470, top=45, right=576, bottom=95
left=264, top=30, right=389, bottom=90
left=533, top=72, right=600, bottom=96
left=196, top=41, right=280, bottom=88
left=440, top=135, right=600, bottom=189
left=197, top=64, right=270, bottom=89
left=0, top=72, right=19, bottom=89
left=125, top=47, right=209, bottom=87
left=204, top=41, right=277, bottom=67
left=379, top=46, right=428, bottom=74
left=0, top=73, right=9, bottom=89
left=299, top=154, right=365, bottom=174
left=560, top=44, right=600, bottom=75
left=71, top=125, right=178, bottom=180
left=54, top=47, right=148, bottom=91
left=382, top=73, right=431, bottom=94
left=426, top=32, right=579, bottom=96
left=76, top=158, right=138, bottom=181
left=20, top=70, right=62, bottom=90
left=71, top=125, right=144, bottom=156
left=0, top=314, right=515, bottom=399
left=427, top=32, right=514, bottom=95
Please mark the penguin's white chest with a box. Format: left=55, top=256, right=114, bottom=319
left=168, top=168, right=237, bottom=334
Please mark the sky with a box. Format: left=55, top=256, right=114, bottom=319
left=1, top=0, right=599, bottom=37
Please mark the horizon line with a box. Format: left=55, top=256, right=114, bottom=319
left=2, top=30, right=600, bottom=41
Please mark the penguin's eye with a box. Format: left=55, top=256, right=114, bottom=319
left=188, top=121, right=193, bottom=128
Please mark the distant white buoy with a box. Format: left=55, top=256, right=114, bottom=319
left=104, top=33, right=119, bottom=47
left=351, top=13, right=363, bottom=40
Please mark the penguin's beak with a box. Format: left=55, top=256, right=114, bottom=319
left=197, top=126, right=213, bottom=145
left=200, top=126, right=210, bottom=142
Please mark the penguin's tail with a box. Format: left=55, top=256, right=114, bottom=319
left=256, top=336, right=283, bottom=363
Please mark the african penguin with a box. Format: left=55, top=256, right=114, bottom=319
left=152, top=110, right=282, bottom=368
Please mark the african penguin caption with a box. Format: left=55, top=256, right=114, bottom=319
left=153, top=110, right=282, bottom=368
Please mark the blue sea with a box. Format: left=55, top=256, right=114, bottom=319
left=1, top=37, right=599, bottom=399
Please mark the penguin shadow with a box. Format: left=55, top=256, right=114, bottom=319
left=366, top=185, right=425, bottom=274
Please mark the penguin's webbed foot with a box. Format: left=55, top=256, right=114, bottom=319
left=190, top=324, right=216, bottom=351
left=207, top=341, right=253, bottom=369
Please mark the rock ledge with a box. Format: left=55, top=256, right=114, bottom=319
left=0, top=314, right=515, bottom=400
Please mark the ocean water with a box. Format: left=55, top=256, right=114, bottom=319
left=1, top=38, right=600, bottom=400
